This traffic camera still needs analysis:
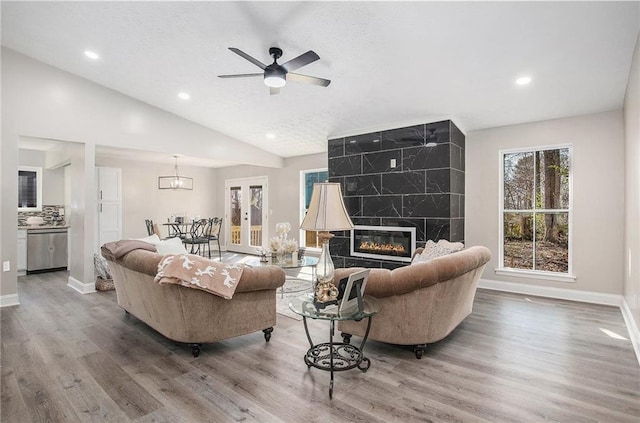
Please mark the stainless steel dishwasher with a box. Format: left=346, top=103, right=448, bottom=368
left=27, top=228, right=68, bottom=273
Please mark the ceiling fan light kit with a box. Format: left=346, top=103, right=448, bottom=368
left=219, top=46, right=330, bottom=94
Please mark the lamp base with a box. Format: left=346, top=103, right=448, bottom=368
left=313, top=232, right=338, bottom=307
left=314, top=280, right=339, bottom=308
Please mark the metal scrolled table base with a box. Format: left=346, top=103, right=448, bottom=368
left=302, top=314, right=374, bottom=399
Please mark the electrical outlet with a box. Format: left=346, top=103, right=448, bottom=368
left=3, top=261, right=10, bottom=272
left=390, top=158, right=397, bottom=168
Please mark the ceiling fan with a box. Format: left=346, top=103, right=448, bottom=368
left=218, top=47, right=331, bottom=95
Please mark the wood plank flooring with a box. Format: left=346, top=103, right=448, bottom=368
left=2, top=261, right=639, bottom=422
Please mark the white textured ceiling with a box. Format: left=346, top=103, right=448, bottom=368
left=3, top=1, right=639, bottom=168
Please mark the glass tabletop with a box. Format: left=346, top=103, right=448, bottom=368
left=245, top=256, right=318, bottom=269
left=289, top=293, right=381, bottom=321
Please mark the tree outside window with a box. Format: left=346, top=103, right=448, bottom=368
left=501, top=147, right=571, bottom=274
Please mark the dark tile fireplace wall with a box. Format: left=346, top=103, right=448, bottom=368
left=328, top=120, right=465, bottom=269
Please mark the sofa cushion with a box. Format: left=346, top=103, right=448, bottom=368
left=155, top=254, right=245, bottom=299
left=412, top=240, right=464, bottom=264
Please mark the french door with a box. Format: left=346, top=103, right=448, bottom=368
left=225, top=176, right=268, bottom=254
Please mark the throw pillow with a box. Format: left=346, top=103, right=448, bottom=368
left=153, top=237, right=189, bottom=255
left=437, top=239, right=465, bottom=253
left=155, top=254, right=244, bottom=299
left=135, top=234, right=161, bottom=243
left=412, top=239, right=464, bottom=264
left=93, top=253, right=112, bottom=279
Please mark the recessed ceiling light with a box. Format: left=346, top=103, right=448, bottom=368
left=84, top=50, right=99, bottom=60
left=177, top=92, right=191, bottom=100
left=516, top=76, right=532, bottom=86
left=266, top=133, right=276, bottom=139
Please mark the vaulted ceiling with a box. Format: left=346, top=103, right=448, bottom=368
left=3, top=1, right=639, bottom=167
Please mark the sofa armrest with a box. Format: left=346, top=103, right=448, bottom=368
left=235, top=266, right=285, bottom=293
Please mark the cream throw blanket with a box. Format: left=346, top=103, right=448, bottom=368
left=154, top=254, right=244, bottom=299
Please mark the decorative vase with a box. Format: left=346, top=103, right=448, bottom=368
left=284, top=252, right=294, bottom=264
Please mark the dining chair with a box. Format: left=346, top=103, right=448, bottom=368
left=145, top=219, right=154, bottom=236
left=183, top=218, right=213, bottom=257
left=207, top=217, right=223, bottom=261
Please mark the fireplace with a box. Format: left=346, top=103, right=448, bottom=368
left=350, top=226, right=416, bottom=263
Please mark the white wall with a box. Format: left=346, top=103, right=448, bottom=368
left=623, top=32, right=640, bottom=329
left=18, top=149, right=65, bottom=205
left=1, top=48, right=284, bottom=298
left=215, top=153, right=327, bottom=245
left=96, top=157, right=218, bottom=239
left=467, top=110, right=625, bottom=295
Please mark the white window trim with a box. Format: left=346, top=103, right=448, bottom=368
left=497, top=144, right=574, bottom=280
left=18, top=166, right=43, bottom=212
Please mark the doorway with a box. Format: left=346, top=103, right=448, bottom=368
left=225, top=176, right=268, bottom=254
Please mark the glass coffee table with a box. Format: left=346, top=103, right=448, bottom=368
left=289, top=293, right=382, bottom=399
left=245, top=256, right=318, bottom=298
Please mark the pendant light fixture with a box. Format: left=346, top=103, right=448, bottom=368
left=158, top=155, right=193, bottom=190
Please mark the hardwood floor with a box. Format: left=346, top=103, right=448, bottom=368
left=2, top=264, right=639, bottom=422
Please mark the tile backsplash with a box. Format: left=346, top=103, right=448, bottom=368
left=18, top=205, right=66, bottom=226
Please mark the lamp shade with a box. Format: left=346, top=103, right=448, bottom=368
left=300, top=183, right=354, bottom=231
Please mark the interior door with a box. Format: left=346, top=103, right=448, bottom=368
left=225, top=177, right=268, bottom=254
left=96, top=167, right=122, bottom=252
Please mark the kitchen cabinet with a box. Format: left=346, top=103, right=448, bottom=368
left=17, top=229, right=27, bottom=275
left=98, top=167, right=121, bottom=202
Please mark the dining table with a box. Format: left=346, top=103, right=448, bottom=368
left=162, top=221, right=192, bottom=239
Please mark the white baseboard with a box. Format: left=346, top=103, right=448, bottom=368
left=0, top=293, right=20, bottom=307
left=621, top=298, right=640, bottom=367
left=67, top=276, right=96, bottom=294
left=479, top=278, right=622, bottom=306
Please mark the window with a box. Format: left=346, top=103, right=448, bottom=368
left=300, top=169, right=328, bottom=248
left=18, top=166, right=42, bottom=211
left=500, top=146, right=572, bottom=277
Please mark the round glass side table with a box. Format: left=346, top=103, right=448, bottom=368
left=288, top=293, right=382, bottom=399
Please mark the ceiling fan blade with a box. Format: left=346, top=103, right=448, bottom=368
left=218, top=73, right=263, bottom=79
left=281, top=50, right=320, bottom=72
left=228, top=47, right=267, bottom=70
left=287, top=72, right=331, bottom=87
left=270, top=87, right=280, bottom=95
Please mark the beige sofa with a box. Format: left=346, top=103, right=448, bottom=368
left=102, top=244, right=285, bottom=357
left=336, top=246, right=491, bottom=358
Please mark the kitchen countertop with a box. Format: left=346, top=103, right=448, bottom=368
left=19, top=225, right=70, bottom=230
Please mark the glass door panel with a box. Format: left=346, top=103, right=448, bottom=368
left=225, top=177, right=268, bottom=254
left=230, top=186, right=241, bottom=246
left=249, top=185, right=263, bottom=248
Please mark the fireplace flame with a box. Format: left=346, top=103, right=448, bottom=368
left=359, top=241, right=407, bottom=254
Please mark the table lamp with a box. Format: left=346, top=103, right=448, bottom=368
left=300, top=182, right=354, bottom=305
